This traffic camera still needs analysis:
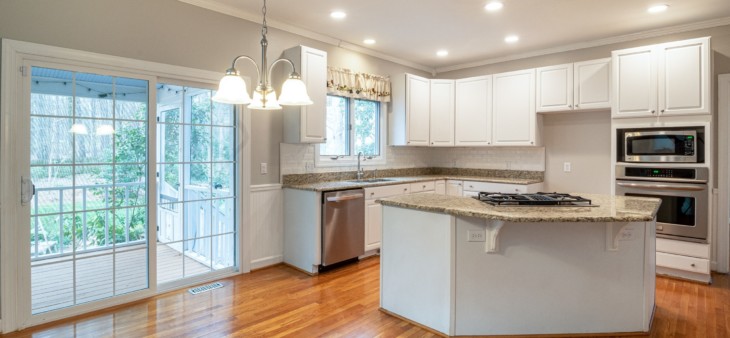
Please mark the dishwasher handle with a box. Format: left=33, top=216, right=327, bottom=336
left=326, top=193, right=364, bottom=202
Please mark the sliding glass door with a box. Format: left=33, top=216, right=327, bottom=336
left=29, top=66, right=150, bottom=314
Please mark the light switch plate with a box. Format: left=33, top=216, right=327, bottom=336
left=563, top=162, right=572, bottom=172
left=260, top=162, right=268, bottom=174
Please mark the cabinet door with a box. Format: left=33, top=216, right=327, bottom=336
left=492, top=69, right=536, bottom=145
left=536, top=64, right=573, bottom=112
left=434, top=180, right=446, bottom=195
left=429, top=80, right=455, bottom=146
left=405, top=74, right=430, bottom=146
left=574, top=58, right=611, bottom=110
left=612, top=46, right=657, bottom=118
left=365, top=199, right=382, bottom=251
left=658, top=37, right=710, bottom=116
left=446, top=180, right=463, bottom=196
left=455, top=76, right=492, bottom=146
left=300, top=46, right=327, bottom=142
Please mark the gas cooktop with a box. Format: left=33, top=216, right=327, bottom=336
left=476, top=192, right=596, bottom=207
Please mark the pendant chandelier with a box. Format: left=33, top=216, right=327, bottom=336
left=212, top=0, right=312, bottom=109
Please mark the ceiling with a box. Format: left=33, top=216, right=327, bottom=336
left=181, top=0, right=730, bottom=72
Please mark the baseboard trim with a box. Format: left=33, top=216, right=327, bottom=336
left=250, top=255, right=283, bottom=270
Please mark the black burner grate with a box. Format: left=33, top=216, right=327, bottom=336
left=477, top=192, right=593, bottom=206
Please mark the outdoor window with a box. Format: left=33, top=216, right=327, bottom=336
left=318, top=95, right=384, bottom=165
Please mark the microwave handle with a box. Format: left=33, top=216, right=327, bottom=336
left=616, top=181, right=706, bottom=192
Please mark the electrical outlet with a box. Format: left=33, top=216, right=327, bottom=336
left=305, top=162, right=315, bottom=172
left=260, top=162, right=268, bottom=174
left=563, top=162, right=572, bottom=172
left=467, top=230, right=486, bottom=242
left=619, top=227, right=636, bottom=241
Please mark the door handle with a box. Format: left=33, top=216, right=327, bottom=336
left=616, top=181, right=706, bottom=192
left=21, top=176, right=35, bottom=205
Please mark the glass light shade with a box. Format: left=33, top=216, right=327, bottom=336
left=95, top=124, right=115, bottom=136
left=212, top=74, right=252, bottom=104
left=69, top=123, right=89, bottom=135
left=278, top=77, right=313, bottom=105
left=248, top=89, right=282, bottom=110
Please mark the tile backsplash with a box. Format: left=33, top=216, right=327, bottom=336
left=280, top=143, right=545, bottom=177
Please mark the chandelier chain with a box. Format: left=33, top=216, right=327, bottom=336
left=261, top=0, right=268, bottom=37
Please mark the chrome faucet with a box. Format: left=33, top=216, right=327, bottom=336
left=357, top=152, right=365, bottom=180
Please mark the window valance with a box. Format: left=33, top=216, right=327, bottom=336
left=326, top=67, right=391, bottom=102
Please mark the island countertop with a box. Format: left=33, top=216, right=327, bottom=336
left=377, top=193, right=661, bottom=223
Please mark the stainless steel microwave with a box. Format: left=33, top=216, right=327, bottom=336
left=622, top=129, right=700, bottom=163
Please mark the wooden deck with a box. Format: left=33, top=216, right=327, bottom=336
left=31, top=243, right=211, bottom=314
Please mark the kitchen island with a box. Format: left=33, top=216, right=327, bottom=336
left=377, top=193, right=661, bottom=337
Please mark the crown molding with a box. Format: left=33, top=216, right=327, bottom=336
left=436, top=16, right=730, bottom=74
left=177, top=0, right=435, bottom=74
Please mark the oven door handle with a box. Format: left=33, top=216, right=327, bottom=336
left=616, top=181, right=706, bottom=192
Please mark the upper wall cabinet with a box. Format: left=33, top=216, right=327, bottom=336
left=536, top=58, right=611, bottom=113
left=612, top=37, right=710, bottom=118
left=390, top=73, right=430, bottom=146
left=492, top=69, right=537, bottom=146
left=429, top=79, right=455, bottom=146
left=455, top=76, right=492, bottom=146
left=283, top=46, right=328, bottom=143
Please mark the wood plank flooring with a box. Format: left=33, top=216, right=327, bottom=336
left=6, top=257, right=730, bottom=337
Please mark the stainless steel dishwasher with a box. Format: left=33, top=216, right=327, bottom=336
left=322, top=189, right=365, bottom=267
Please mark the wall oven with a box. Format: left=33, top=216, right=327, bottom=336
left=615, top=165, right=709, bottom=243
left=617, top=127, right=704, bottom=163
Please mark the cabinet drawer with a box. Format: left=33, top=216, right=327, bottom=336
left=410, top=181, right=435, bottom=193
left=462, top=181, right=527, bottom=194
left=365, top=184, right=410, bottom=200
left=656, top=238, right=710, bottom=259
left=656, top=252, right=710, bottom=274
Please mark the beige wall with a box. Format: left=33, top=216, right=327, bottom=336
left=0, top=0, right=430, bottom=185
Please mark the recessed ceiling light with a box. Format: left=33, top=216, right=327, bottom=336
left=330, top=11, right=347, bottom=19
left=484, top=1, right=504, bottom=12
left=647, top=4, right=669, bottom=13
left=437, top=50, right=449, bottom=57
left=505, top=35, right=519, bottom=43
left=363, top=39, right=376, bottom=45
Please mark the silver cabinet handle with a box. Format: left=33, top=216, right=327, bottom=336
left=326, top=194, right=364, bottom=202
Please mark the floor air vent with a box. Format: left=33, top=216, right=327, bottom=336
left=188, top=282, right=224, bottom=295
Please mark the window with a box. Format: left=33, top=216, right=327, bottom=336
left=318, top=95, right=385, bottom=165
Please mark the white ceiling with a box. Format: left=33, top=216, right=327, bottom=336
left=181, top=0, right=730, bottom=72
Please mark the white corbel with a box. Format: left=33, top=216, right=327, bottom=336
left=484, top=219, right=505, bottom=253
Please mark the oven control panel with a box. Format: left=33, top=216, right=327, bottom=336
left=624, top=167, right=696, bottom=179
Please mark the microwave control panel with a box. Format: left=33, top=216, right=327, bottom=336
left=624, top=167, right=696, bottom=179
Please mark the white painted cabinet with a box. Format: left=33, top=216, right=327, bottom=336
left=364, top=183, right=411, bottom=251
left=612, top=37, right=710, bottom=118
left=390, top=73, right=430, bottom=146
left=446, top=180, right=463, bottom=196
left=536, top=59, right=611, bottom=113
left=455, top=76, right=492, bottom=146
left=435, top=180, right=446, bottom=195
left=492, top=69, right=537, bottom=146
left=461, top=180, right=543, bottom=197
left=573, top=58, right=611, bottom=110
left=429, top=80, right=455, bottom=146
left=536, top=63, right=573, bottom=112
left=282, top=46, right=328, bottom=143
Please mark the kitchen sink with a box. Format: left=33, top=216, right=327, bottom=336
left=347, top=178, right=396, bottom=183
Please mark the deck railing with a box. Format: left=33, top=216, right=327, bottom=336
left=31, top=182, right=146, bottom=260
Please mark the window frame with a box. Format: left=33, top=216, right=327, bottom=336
left=315, top=95, right=387, bottom=167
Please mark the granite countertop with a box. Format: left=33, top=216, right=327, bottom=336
left=377, top=193, right=661, bottom=223
left=283, top=175, right=543, bottom=192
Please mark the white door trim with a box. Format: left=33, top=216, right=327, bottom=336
left=716, top=74, right=730, bottom=274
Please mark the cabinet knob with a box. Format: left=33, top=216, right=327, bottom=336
left=569, top=105, right=573, bottom=108
left=487, top=142, right=491, bottom=145
left=651, top=110, right=656, bottom=114
left=530, top=141, right=534, bottom=145
left=324, top=138, right=327, bottom=141
left=691, top=263, right=696, bottom=267
left=661, top=109, right=665, bottom=113
left=575, top=104, right=579, bottom=107
left=370, top=192, right=375, bottom=196
left=423, top=185, right=426, bottom=188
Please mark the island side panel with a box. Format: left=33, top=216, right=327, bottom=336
left=283, top=188, right=321, bottom=274
left=380, top=206, right=455, bottom=335
left=643, top=218, right=656, bottom=331
left=454, top=217, right=652, bottom=336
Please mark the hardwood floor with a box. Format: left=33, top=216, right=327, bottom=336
left=4, top=257, right=729, bottom=338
